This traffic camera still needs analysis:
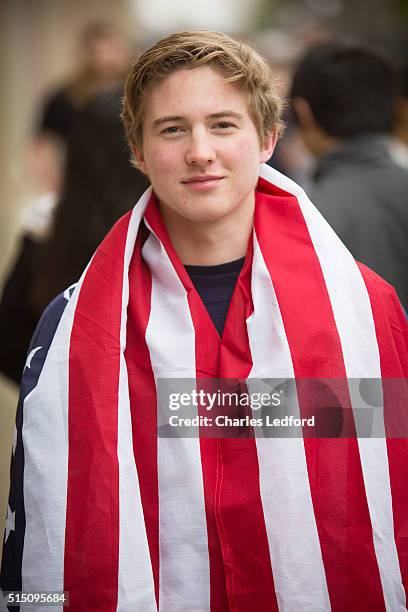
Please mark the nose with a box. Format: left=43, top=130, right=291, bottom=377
left=185, top=128, right=216, bottom=166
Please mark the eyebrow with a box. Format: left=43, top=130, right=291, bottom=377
left=152, top=116, right=184, bottom=129
left=151, top=110, right=244, bottom=129
left=208, top=111, right=244, bottom=120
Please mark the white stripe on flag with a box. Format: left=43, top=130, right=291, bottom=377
left=260, top=164, right=407, bottom=612
left=21, top=283, right=83, bottom=612
left=143, top=232, right=211, bottom=612
left=247, top=232, right=331, bottom=612
left=117, top=191, right=157, bottom=611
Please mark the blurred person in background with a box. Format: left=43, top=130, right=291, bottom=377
left=290, top=42, right=408, bottom=307
left=28, top=20, right=132, bottom=196
left=255, top=26, right=328, bottom=189
left=0, top=89, right=149, bottom=385
left=19, top=20, right=133, bottom=250
left=254, top=29, right=315, bottom=187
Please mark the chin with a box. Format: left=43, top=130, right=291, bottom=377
left=159, top=187, right=252, bottom=225
left=179, top=202, right=239, bottom=224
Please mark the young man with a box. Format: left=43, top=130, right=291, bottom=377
left=290, top=42, right=408, bottom=308
left=2, top=31, right=408, bottom=611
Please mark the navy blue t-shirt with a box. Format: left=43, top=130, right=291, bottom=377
left=185, top=257, right=245, bottom=337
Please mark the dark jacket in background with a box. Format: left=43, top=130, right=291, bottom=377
left=310, top=134, right=408, bottom=307
left=0, top=237, right=41, bottom=384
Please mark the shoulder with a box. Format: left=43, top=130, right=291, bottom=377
left=358, top=261, right=397, bottom=295
left=42, top=86, right=73, bottom=112
left=357, top=261, right=407, bottom=329
left=357, top=262, right=408, bottom=374
left=34, top=286, right=75, bottom=339
left=357, top=262, right=403, bottom=309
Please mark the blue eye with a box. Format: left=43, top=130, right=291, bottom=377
left=213, top=122, right=237, bottom=131
left=162, top=126, right=183, bottom=134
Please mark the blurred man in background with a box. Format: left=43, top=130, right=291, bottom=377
left=291, top=42, right=408, bottom=307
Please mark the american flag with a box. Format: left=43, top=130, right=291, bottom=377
left=1, top=165, right=408, bottom=611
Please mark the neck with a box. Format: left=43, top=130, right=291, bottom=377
left=159, top=196, right=255, bottom=266
left=302, top=126, right=341, bottom=158
left=394, top=126, right=408, bottom=148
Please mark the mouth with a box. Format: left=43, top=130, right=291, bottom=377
left=181, top=176, right=224, bottom=191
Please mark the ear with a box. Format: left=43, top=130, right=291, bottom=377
left=259, top=128, right=279, bottom=164
left=131, top=144, right=148, bottom=174
left=292, top=98, right=317, bottom=130
left=395, top=98, right=408, bottom=127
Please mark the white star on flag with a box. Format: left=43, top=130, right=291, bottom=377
left=24, top=346, right=42, bottom=370
left=5, top=504, right=15, bottom=543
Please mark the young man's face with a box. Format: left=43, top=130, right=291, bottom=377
left=134, top=65, right=276, bottom=225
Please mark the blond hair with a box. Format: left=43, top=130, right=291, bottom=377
left=122, top=30, right=284, bottom=151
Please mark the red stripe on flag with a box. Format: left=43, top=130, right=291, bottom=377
left=358, top=262, right=408, bottom=601
left=65, top=214, right=132, bottom=611
left=255, top=180, right=386, bottom=611
left=217, top=243, right=279, bottom=611
left=126, top=229, right=160, bottom=607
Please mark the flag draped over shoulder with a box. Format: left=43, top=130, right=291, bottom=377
left=2, top=164, right=408, bottom=611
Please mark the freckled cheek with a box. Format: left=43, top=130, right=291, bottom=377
left=146, top=147, right=183, bottom=178
left=224, top=137, right=262, bottom=192
left=222, top=137, right=260, bottom=167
